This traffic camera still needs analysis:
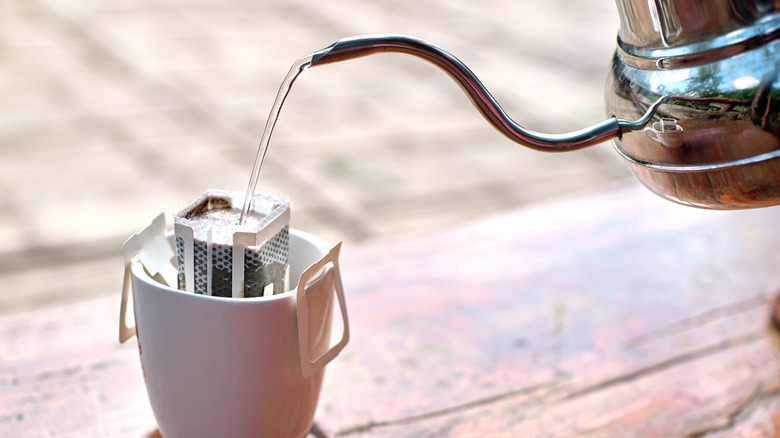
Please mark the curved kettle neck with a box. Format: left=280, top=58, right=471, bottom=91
left=310, top=35, right=660, bottom=152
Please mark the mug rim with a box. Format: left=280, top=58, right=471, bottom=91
left=131, top=228, right=333, bottom=303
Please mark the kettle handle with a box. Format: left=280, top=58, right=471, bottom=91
left=310, top=34, right=667, bottom=151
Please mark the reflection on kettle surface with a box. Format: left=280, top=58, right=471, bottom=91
left=644, top=118, right=684, bottom=149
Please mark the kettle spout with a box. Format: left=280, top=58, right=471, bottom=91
left=309, top=35, right=662, bottom=152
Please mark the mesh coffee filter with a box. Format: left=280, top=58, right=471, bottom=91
left=174, top=189, right=290, bottom=298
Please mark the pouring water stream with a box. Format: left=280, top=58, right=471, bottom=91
left=238, top=54, right=315, bottom=224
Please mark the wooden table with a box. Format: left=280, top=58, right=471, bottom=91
left=4, top=185, right=780, bottom=437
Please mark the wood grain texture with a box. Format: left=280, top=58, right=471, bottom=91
left=317, top=186, right=780, bottom=436
left=3, top=186, right=780, bottom=437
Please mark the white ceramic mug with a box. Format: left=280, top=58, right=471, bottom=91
left=119, top=216, right=349, bottom=438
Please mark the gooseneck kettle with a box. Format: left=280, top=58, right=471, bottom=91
left=305, top=1, right=780, bottom=210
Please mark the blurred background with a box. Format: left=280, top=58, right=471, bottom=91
left=0, top=0, right=631, bottom=312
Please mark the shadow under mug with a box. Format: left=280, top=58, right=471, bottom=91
left=120, top=227, right=349, bottom=438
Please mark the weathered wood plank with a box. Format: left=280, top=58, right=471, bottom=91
left=316, top=187, right=780, bottom=436
left=0, top=297, right=156, bottom=438
left=3, top=186, right=780, bottom=437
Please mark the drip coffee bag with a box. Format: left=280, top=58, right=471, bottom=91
left=173, top=189, right=290, bottom=298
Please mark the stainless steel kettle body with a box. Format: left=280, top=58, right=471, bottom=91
left=606, top=0, right=780, bottom=209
